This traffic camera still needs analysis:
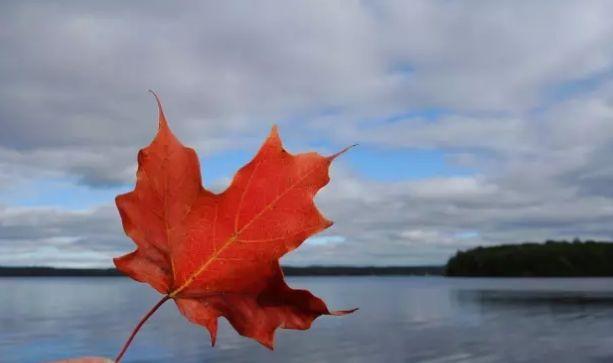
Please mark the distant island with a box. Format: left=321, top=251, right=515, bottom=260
left=0, top=265, right=444, bottom=277
left=446, top=239, right=613, bottom=277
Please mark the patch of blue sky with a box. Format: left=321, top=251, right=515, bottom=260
left=380, top=107, right=450, bottom=123
left=201, top=111, right=478, bottom=184
left=389, top=62, right=415, bottom=77
left=535, top=68, right=613, bottom=114
left=343, top=146, right=475, bottom=182
left=196, top=131, right=472, bottom=186
left=199, top=149, right=253, bottom=188
left=200, top=140, right=476, bottom=184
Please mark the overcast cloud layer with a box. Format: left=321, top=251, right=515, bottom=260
left=3, top=1, right=613, bottom=267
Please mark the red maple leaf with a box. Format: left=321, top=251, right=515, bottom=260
left=113, top=92, right=355, bottom=361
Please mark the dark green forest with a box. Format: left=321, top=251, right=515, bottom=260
left=446, top=239, right=613, bottom=277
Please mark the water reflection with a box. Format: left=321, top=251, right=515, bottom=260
left=455, top=289, right=613, bottom=307
left=1, top=277, right=613, bottom=362
left=453, top=288, right=613, bottom=322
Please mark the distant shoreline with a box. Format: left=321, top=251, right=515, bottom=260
left=446, top=240, right=613, bottom=277
left=0, top=265, right=445, bottom=277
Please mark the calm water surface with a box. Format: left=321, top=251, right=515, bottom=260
left=1, top=276, right=613, bottom=363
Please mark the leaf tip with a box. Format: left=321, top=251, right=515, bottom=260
left=259, top=124, right=283, bottom=152
left=268, top=124, right=281, bottom=142
left=329, top=143, right=358, bottom=160
left=262, top=340, right=275, bottom=351
left=148, top=89, right=169, bottom=130
left=207, top=319, right=218, bottom=347
left=330, top=307, right=359, bottom=315
left=256, top=331, right=276, bottom=350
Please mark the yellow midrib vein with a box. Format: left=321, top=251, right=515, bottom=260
left=168, top=163, right=322, bottom=298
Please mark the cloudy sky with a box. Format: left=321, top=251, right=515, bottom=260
left=2, top=1, right=613, bottom=267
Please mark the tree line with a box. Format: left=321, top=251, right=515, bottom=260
left=446, top=239, right=613, bottom=277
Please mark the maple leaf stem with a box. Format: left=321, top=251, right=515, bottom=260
left=114, top=295, right=170, bottom=363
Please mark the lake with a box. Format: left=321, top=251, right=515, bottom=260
left=1, top=276, right=613, bottom=363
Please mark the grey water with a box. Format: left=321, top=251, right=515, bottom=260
left=1, top=277, right=613, bottom=363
